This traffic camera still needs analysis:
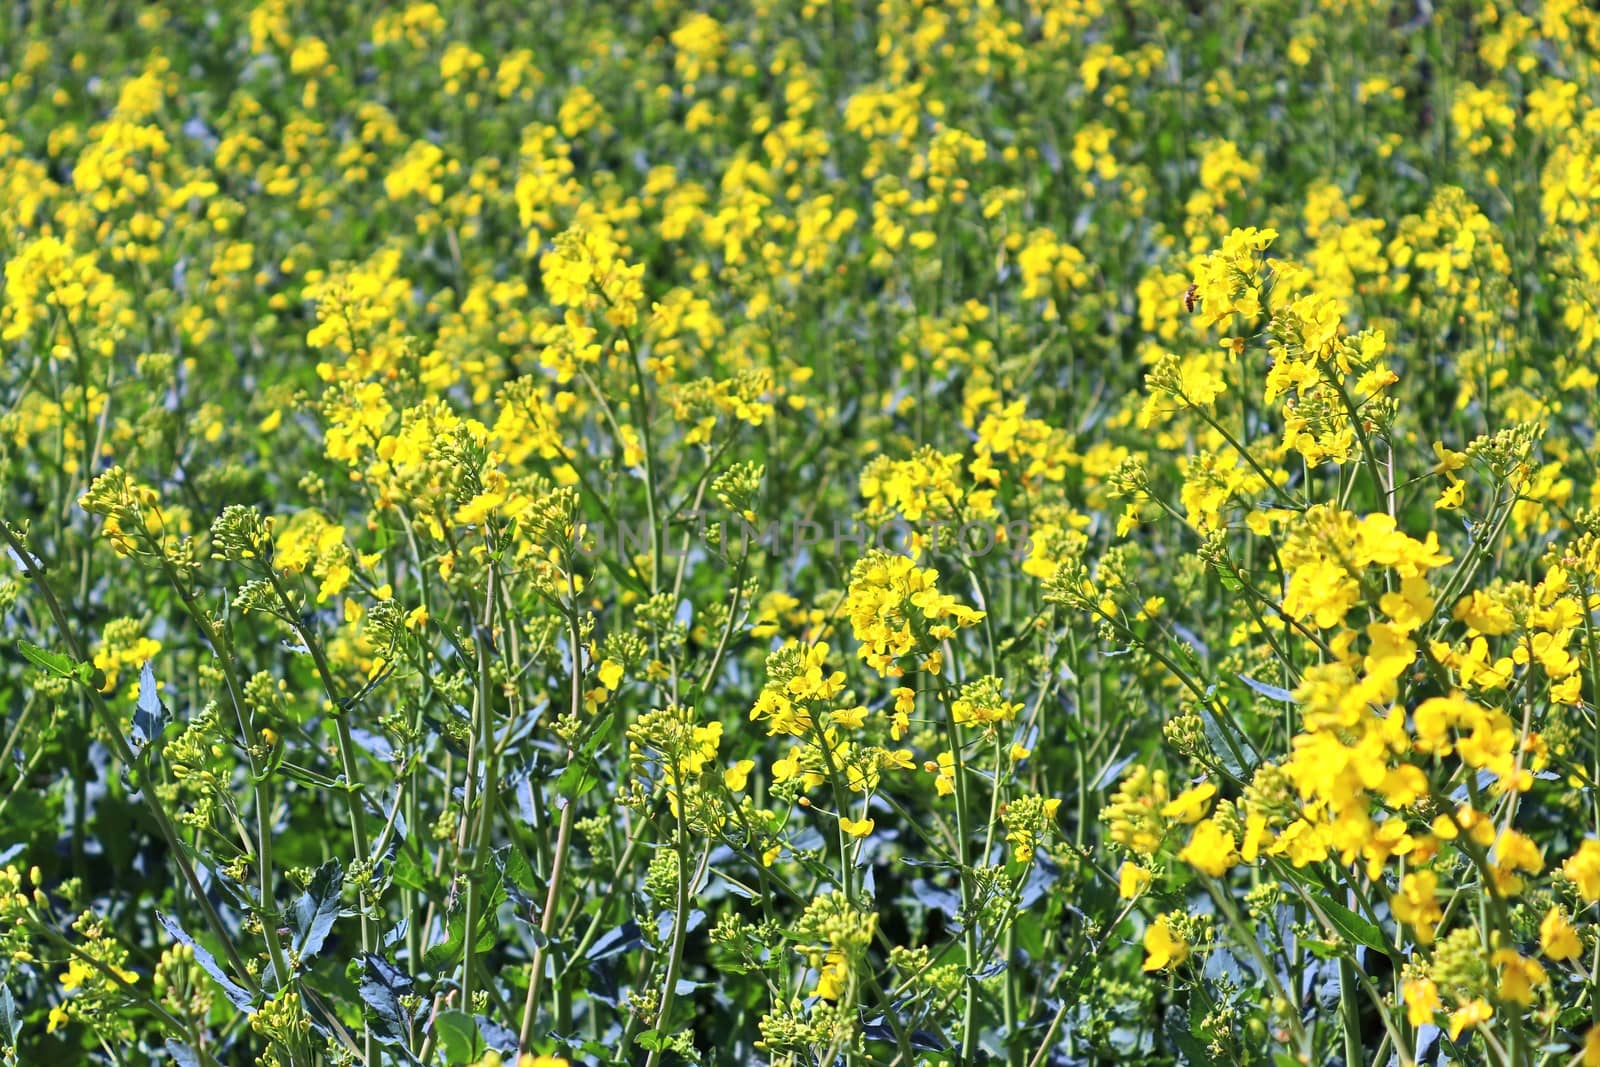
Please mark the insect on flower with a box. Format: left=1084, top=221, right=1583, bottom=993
left=1182, top=283, right=1199, bottom=313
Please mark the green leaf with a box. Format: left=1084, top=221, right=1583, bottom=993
left=157, top=912, right=255, bottom=1011
left=433, top=1009, right=483, bottom=1064
left=291, top=859, right=344, bottom=962
left=164, top=1041, right=202, bottom=1067
left=1168, top=1015, right=1217, bottom=1065
left=420, top=881, right=501, bottom=975
left=133, top=661, right=170, bottom=748
left=1235, top=673, right=1296, bottom=704
left=495, top=845, right=539, bottom=909
left=1312, top=895, right=1389, bottom=954
left=556, top=708, right=616, bottom=800
left=18, top=640, right=75, bottom=678
left=0, top=982, right=19, bottom=1046
left=390, top=848, right=436, bottom=896
left=276, top=760, right=344, bottom=789
left=358, top=953, right=414, bottom=1045
left=1301, top=938, right=1341, bottom=960
left=1558, top=1003, right=1592, bottom=1029
left=1199, top=705, right=1255, bottom=778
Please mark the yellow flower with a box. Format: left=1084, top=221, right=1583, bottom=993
left=454, top=488, right=505, bottom=526
left=815, top=949, right=849, bottom=1000
left=1564, top=840, right=1600, bottom=901
left=59, top=958, right=99, bottom=993
left=1491, top=948, right=1546, bottom=1006
left=1141, top=914, right=1189, bottom=972
left=1160, top=782, right=1215, bottom=824
left=1585, top=1028, right=1600, bottom=1067
left=1490, top=828, right=1543, bottom=896
left=1118, top=861, right=1152, bottom=899
left=839, top=815, right=875, bottom=838
left=1178, top=819, right=1237, bottom=878
left=1435, top=478, right=1465, bottom=510
left=723, top=760, right=754, bottom=792
left=1402, top=975, right=1441, bottom=1027
left=879, top=748, right=915, bottom=772
left=1447, top=998, right=1493, bottom=1040
left=475, top=1054, right=571, bottom=1067
left=1240, top=813, right=1271, bottom=862
left=930, top=750, right=956, bottom=797
left=829, top=705, right=868, bottom=730
left=786, top=642, right=846, bottom=701
left=1390, top=870, right=1443, bottom=945
left=1540, top=906, right=1582, bottom=961
left=772, top=747, right=803, bottom=783
left=1189, top=226, right=1277, bottom=327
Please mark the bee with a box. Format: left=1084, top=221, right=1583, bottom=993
left=1182, top=283, right=1199, bottom=313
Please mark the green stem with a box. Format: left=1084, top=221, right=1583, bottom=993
left=518, top=797, right=574, bottom=1050
left=942, top=700, right=982, bottom=1060
left=260, top=565, right=375, bottom=1061
left=642, top=766, right=699, bottom=1067
left=459, top=563, right=499, bottom=1016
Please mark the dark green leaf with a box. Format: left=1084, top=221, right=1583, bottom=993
left=587, top=921, right=643, bottom=961
left=292, top=859, right=344, bottom=962
left=157, top=912, right=254, bottom=1011
left=390, top=847, right=436, bottom=896
left=165, top=1040, right=202, bottom=1067
left=420, top=897, right=499, bottom=974
left=359, top=953, right=414, bottom=1045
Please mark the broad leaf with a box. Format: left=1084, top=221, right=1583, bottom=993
left=291, top=859, right=344, bottom=962
left=1311, top=894, right=1389, bottom=954
left=18, top=641, right=74, bottom=678
left=586, top=921, right=643, bottom=961
left=164, top=1041, right=202, bottom=1067
left=358, top=953, right=414, bottom=1045
left=0, top=983, right=18, bottom=1046
left=433, top=1009, right=484, bottom=1064
left=133, top=661, right=170, bottom=748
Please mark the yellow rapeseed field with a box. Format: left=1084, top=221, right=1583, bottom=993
left=3, top=1, right=1600, bottom=1065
